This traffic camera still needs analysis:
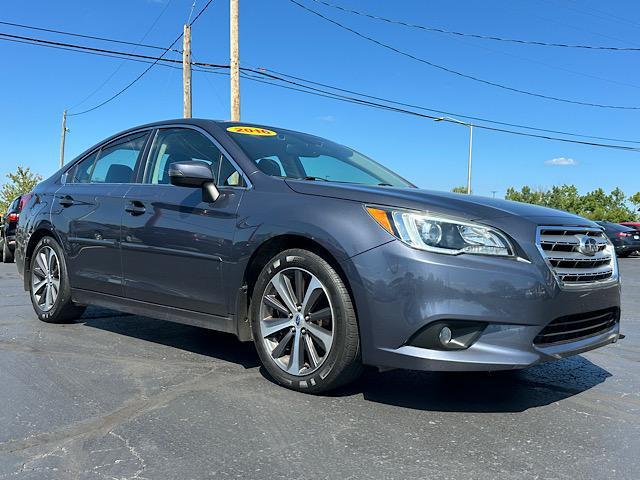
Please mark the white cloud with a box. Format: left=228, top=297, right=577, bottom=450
left=317, top=115, right=335, bottom=122
left=545, top=157, right=578, bottom=166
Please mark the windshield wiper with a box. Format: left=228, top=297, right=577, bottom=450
left=302, top=176, right=329, bottom=182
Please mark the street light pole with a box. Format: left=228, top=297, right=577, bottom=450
left=466, top=124, right=473, bottom=195
left=434, top=116, right=474, bottom=194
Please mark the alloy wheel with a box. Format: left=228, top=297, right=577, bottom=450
left=31, top=246, right=61, bottom=312
left=259, top=267, right=335, bottom=376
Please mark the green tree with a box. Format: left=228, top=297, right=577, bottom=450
left=506, top=184, right=638, bottom=222
left=505, top=186, right=547, bottom=206
left=0, top=167, right=42, bottom=213
left=629, top=192, right=640, bottom=212
left=451, top=186, right=468, bottom=194
left=546, top=185, right=580, bottom=213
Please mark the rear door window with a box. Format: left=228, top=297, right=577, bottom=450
left=67, top=151, right=99, bottom=183
left=90, top=131, right=149, bottom=184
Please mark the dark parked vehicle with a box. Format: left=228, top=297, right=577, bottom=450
left=0, top=195, right=25, bottom=263
left=620, top=221, right=640, bottom=231
left=596, top=221, right=640, bottom=257
left=15, top=120, right=622, bottom=392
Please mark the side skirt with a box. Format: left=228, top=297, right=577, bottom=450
left=72, top=288, right=237, bottom=335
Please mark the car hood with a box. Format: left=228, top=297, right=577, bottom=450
left=284, top=180, right=597, bottom=227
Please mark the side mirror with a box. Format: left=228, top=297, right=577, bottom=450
left=168, top=160, right=219, bottom=202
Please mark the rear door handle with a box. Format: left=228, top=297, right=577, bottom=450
left=58, top=195, right=75, bottom=207
left=125, top=201, right=146, bottom=216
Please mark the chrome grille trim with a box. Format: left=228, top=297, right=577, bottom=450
left=536, top=226, right=619, bottom=289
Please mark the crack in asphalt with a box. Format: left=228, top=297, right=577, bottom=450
left=0, top=338, right=225, bottom=370
left=0, top=366, right=255, bottom=455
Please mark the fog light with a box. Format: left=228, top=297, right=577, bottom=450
left=438, top=326, right=452, bottom=345
left=408, top=320, right=487, bottom=351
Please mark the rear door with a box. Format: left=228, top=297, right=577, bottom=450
left=53, top=130, right=150, bottom=295
left=121, top=126, right=247, bottom=316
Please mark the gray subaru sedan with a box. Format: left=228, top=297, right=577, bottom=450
left=15, top=119, right=621, bottom=392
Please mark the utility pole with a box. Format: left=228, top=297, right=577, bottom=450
left=230, top=0, right=240, bottom=121
left=59, top=110, right=67, bottom=168
left=183, top=24, right=192, bottom=118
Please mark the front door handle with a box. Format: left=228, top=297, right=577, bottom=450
left=125, top=201, right=146, bottom=216
left=59, top=195, right=74, bottom=207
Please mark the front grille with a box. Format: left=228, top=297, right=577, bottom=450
left=537, top=227, right=615, bottom=286
left=534, top=308, right=619, bottom=345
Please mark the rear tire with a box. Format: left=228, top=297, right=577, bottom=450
left=250, top=248, right=362, bottom=393
left=2, top=238, right=13, bottom=263
left=29, top=236, right=85, bottom=323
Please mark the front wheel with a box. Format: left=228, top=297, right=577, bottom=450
left=250, top=248, right=362, bottom=393
left=29, top=236, right=85, bottom=323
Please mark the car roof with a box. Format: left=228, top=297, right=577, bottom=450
left=600, top=222, right=635, bottom=231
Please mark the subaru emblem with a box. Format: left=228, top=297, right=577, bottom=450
left=577, top=236, right=598, bottom=256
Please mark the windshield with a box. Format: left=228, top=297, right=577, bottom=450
left=224, top=123, right=414, bottom=187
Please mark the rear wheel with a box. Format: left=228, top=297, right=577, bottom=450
left=2, top=238, right=13, bottom=263
left=29, top=236, right=85, bottom=323
left=250, top=248, right=362, bottom=393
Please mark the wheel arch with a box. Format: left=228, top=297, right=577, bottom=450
left=22, top=223, right=62, bottom=291
left=235, top=234, right=359, bottom=342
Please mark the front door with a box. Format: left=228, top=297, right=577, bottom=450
left=53, top=130, right=150, bottom=295
left=121, top=127, right=247, bottom=316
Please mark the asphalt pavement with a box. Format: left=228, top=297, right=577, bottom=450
left=0, top=258, right=638, bottom=479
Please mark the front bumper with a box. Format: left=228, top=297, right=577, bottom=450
left=346, top=239, right=621, bottom=372
left=616, top=244, right=640, bottom=255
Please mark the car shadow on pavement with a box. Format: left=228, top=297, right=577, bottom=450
left=335, top=355, right=612, bottom=413
left=79, top=307, right=260, bottom=369
left=79, top=307, right=611, bottom=413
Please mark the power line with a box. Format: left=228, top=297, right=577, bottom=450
left=233, top=68, right=640, bottom=151
left=0, top=32, right=181, bottom=64
left=0, top=35, right=178, bottom=65
left=0, top=31, right=226, bottom=69
left=287, top=0, right=640, bottom=110
left=187, top=1, right=198, bottom=24
left=307, top=0, right=640, bottom=52
left=66, top=34, right=182, bottom=116
left=67, top=0, right=217, bottom=117
left=252, top=66, right=640, bottom=145
left=0, top=20, right=181, bottom=53
left=3, top=29, right=639, bottom=149
left=189, top=0, right=215, bottom=27
left=68, top=0, right=176, bottom=110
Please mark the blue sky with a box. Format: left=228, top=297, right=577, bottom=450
left=1, top=0, right=639, bottom=197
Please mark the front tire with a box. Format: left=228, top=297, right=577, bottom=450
left=250, top=248, right=362, bottom=393
left=29, top=236, right=85, bottom=323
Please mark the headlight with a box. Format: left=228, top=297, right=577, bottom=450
left=366, top=206, right=514, bottom=256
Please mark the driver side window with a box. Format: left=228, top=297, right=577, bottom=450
left=144, top=128, right=246, bottom=188
left=144, top=128, right=223, bottom=185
